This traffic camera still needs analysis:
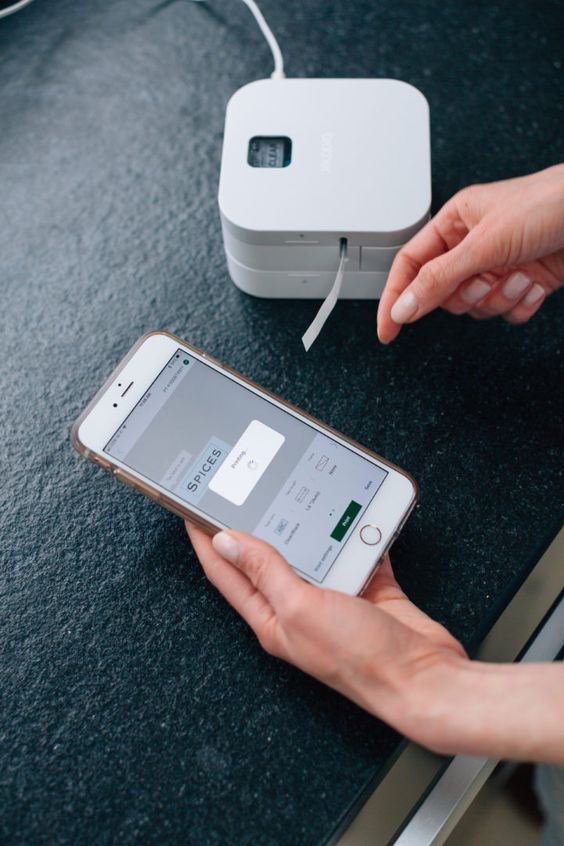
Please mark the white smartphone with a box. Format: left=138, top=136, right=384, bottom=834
left=72, top=331, right=418, bottom=595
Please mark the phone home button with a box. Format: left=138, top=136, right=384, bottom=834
left=360, top=524, right=382, bottom=546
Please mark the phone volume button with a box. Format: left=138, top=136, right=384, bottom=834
left=91, top=453, right=109, bottom=471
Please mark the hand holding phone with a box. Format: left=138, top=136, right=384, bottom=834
left=192, top=524, right=564, bottom=765
left=188, top=523, right=473, bottom=750
left=72, top=331, right=417, bottom=595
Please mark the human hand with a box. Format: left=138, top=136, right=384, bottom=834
left=377, top=164, right=564, bottom=343
left=186, top=522, right=467, bottom=752
left=187, top=524, right=564, bottom=762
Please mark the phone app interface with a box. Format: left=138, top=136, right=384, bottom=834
left=105, top=350, right=388, bottom=583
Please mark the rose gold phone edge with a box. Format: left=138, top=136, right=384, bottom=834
left=71, top=329, right=419, bottom=594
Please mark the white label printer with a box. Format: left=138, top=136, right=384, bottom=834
left=218, top=77, right=431, bottom=300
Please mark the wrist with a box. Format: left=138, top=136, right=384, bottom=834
left=389, top=655, right=564, bottom=762
left=396, top=653, right=472, bottom=754
left=352, top=647, right=468, bottom=748
left=384, top=651, right=468, bottom=753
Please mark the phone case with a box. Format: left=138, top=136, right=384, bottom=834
left=71, top=330, right=419, bottom=584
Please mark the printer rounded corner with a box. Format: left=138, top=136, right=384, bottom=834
left=225, top=77, right=273, bottom=114
left=396, top=197, right=432, bottom=242
left=412, top=193, right=433, bottom=227
left=217, top=194, right=252, bottom=238
left=381, top=77, right=430, bottom=112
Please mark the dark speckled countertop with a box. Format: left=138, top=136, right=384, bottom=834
left=1, top=0, right=563, bottom=843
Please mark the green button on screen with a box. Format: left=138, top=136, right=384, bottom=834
left=330, top=500, right=362, bottom=542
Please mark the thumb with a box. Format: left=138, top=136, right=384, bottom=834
left=212, top=530, right=305, bottom=612
left=390, top=226, right=497, bottom=326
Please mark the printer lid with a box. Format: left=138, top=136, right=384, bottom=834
left=218, top=78, right=431, bottom=246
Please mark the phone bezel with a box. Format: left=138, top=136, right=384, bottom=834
left=72, top=331, right=418, bottom=595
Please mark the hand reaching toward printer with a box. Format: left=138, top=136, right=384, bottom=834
left=377, top=164, right=564, bottom=343
left=186, top=523, right=564, bottom=763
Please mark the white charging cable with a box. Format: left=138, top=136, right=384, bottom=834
left=0, top=0, right=35, bottom=19
left=191, top=0, right=285, bottom=79
left=3, top=0, right=285, bottom=79
left=239, top=0, right=285, bottom=79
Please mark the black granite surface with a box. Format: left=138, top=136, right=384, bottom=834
left=1, top=0, right=563, bottom=843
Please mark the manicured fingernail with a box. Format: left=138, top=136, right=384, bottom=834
left=212, top=531, right=241, bottom=564
left=523, top=283, right=544, bottom=306
left=460, top=277, right=491, bottom=305
left=503, top=272, right=530, bottom=299
left=390, top=290, right=418, bottom=324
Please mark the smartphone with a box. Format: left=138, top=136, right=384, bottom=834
left=72, top=331, right=418, bottom=595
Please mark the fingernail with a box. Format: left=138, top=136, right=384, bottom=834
left=460, top=277, right=491, bottom=305
left=503, top=271, right=530, bottom=299
left=212, top=531, right=241, bottom=564
left=390, top=290, right=418, bottom=324
left=523, top=283, right=544, bottom=306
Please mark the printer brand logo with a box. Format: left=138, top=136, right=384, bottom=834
left=319, top=132, right=334, bottom=173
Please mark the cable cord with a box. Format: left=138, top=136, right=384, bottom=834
left=1, top=0, right=285, bottom=73
left=191, top=0, right=285, bottom=79
left=0, top=0, right=35, bottom=19
left=238, top=0, right=285, bottom=78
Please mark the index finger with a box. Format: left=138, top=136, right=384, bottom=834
left=186, top=523, right=274, bottom=630
left=377, top=217, right=450, bottom=343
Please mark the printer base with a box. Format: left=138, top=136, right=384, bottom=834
left=225, top=250, right=388, bottom=300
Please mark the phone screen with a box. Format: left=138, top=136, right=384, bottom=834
left=105, top=349, right=388, bottom=583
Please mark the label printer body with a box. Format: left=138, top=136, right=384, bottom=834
left=218, top=78, right=431, bottom=300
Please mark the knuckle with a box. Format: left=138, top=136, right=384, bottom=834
left=387, top=249, right=419, bottom=294
left=454, top=183, right=480, bottom=209
left=257, top=628, right=278, bottom=657
left=244, top=548, right=272, bottom=591
left=256, top=618, right=284, bottom=658
left=417, top=262, right=447, bottom=297
left=279, top=590, right=307, bottom=626
left=394, top=247, right=419, bottom=275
